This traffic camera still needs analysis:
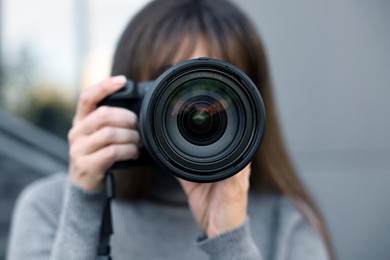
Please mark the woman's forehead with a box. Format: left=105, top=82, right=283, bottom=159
left=171, top=36, right=223, bottom=65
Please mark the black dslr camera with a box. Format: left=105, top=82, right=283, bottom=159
left=99, top=58, right=266, bottom=182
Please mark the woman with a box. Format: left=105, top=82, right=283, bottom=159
left=7, top=0, right=334, bottom=259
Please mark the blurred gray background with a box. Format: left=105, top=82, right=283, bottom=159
left=1, top=1, right=389, bottom=260
left=238, top=1, right=390, bottom=260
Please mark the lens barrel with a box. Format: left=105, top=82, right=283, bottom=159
left=140, top=58, right=266, bottom=182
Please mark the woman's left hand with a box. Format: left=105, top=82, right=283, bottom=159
left=178, top=164, right=251, bottom=238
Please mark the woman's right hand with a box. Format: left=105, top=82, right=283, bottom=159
left=68, top=76, right=141, bottom=192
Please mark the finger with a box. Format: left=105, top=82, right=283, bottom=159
left=177, top=178, right=196, bottom=195
left=75, top=127, right=141, bottom=155
left=239, top=163, right=251, bottom=179
left=69, top=106, right=138, bottom=140
left=73, top=75, right=127, bottom=124
left=229, top=163, right=251, bottom=180
left=225, top=164, right=251, bottom=192
left=85, top=143, right=140, bottom=172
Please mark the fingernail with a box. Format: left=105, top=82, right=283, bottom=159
left=111, top=75, right=126, bottom=84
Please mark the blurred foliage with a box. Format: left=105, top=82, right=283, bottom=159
left=1, top=44, right=75, bottom=140
left=19, top=84, right=75, bottom=140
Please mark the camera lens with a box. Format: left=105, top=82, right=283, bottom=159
left=140, top=58, right=266, bottom=182
left=178, top=96, right=227, bottom=146
left=163, top=78, right=240, bottom=161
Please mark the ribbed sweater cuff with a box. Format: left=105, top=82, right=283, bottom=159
left=62, top=176, right=106, bottom=229
left=198, top=218, right=262, bottom=260
left=51, top=176, right=106, bottom=259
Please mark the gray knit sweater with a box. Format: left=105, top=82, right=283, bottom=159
left=7, top=173, right=328, bottom=260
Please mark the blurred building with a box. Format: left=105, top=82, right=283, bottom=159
left=0, top=108, right=68, bottom=259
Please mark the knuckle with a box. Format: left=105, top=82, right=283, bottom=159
left=104, top=146, right=118, bottom=161
left=79, top=91, right=92, bottom=106
left=67, top=128, right=76, bottom=142
left=128, top=110, right=138, bottom=125
left=96, top=106, right=112, bottom=121
left=101, top=127, right=116, bottom=142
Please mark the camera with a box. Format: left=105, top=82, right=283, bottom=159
left=99, top=58, right=266, bottom=182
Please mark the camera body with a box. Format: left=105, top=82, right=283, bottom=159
left=99, top=58, right=266, bottom=182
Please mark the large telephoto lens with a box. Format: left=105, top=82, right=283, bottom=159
left=140, top=58, right=266, bottom=182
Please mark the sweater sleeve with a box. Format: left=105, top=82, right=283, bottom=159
left=197, top=197, right=330, bottom=260
left=7, top=174, right=106, bottom=260
left=197, top=218, right=263, bottom=260
left=272, top=199, right=329, bottom=260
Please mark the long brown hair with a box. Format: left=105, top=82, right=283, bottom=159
left=111, top=0, right=334, bottom=258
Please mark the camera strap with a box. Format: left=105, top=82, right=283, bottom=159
left=97, top=171, right=115, bottom=260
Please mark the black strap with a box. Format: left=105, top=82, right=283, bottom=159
left=97, top=171, right=115, bottom=260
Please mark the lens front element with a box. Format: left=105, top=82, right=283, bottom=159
left=179, top=95, right=227, bottom=146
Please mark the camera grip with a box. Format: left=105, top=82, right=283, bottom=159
left=97, top=80, right=153, bottom=169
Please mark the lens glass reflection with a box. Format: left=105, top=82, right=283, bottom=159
left=178, top=96, right=227, bottom=145
left=164, top=78, right=239, bottom=151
